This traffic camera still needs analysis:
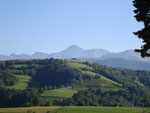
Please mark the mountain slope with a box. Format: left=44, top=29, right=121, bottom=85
left=50, top=45, right=85, bottom=58
left=100, top=50, right=150, bottom=63
left=0, top=55, right=12, bottom=60
left=50, top=45, right=110, bottom=59
left=31, top=52, right=50, bottom=59
left=81, top=49, right=109, bottom=58
left=84, top=58, right=150, bottom=71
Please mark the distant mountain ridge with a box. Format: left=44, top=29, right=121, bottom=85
left=100, top=50, right=150, bottom=63
left=83, top=58, right=150, bottom=71
left=1, top=45, right=150, bottom=67
left=0, top=52, right=51, bottom=61
left=50, top=45, right=110, bottom=59
left=0, top=45, right=110, bottom=60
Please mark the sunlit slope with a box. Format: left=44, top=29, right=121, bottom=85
left=6, top=59, right=145, bottom=92
left=41, top=88, right=77, bottom=98
left=66, top=59, right=121, bottom=90
left=7, top=75, right=31, bottom=90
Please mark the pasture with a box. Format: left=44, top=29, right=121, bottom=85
left=51, top=106, right=150, bottom=113
left=0, top=106, right=150, bottom=113
left=40, top=88, right=77, bottom=105
left=41, top=88, right=77, bottom=98
left=7, top=75, right=31, bottom=90
left=13, top=64, right=27, bottom=68
left=66, top=62, right=93, bottom=70
left=0, top=106, right=58, bottom=113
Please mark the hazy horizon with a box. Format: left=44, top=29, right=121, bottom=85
left=0, top=44, right=136, bottom=56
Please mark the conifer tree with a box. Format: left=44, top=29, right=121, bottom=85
left=133, top=0, right=150, bottom=57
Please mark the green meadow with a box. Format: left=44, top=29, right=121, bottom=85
left=0, top=106, right=58, bottom=113
left=7, top=75, right=31, bottom=90
left=0, top=106, right=150, bottom=113
left=81, top=70, right=120, bottom=85
left=41, top=88, right=77, bottom=98
left=40, top=88, right=77, bottom=105
left=13, top=64, right=28, bottom=68
left=66, top=62, right=93, bottom=70
left=51, top=106, right=150, bottom=113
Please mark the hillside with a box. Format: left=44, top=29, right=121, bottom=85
left=1, top=58, right=150, bottom=107
left=7, top=75, right=31, bottom=90
left=83, top=58, right=150, bottom=71
left=1, top=58, right=150, bottom=90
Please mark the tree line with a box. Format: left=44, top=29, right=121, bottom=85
left=58, top=86, right=150, bottom=107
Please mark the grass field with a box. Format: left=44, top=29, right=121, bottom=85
left=41, top=88, right=77, bottom=98
left=66, top=62, right=93, bottom=70
left=13, top=64, right=27, bottom=68
left=74, top=78, right=120, bottom=91
left=81, top=71, right=120, bottom=86
left=66, top=60, right=121, bottom=90
left=81, top=71, right=98, bottom=76
left=1, top=106, right=150, bottom=113
left=74, top=71, right=121, bottom=90
left=7, top=75, right=31, bottom=90
left=64, top=59, right=84, bottom=63
left=51, top=106, right=150, bottom=113
left=40, top=88, right=77, bottom=105
left=99, top=74, right=121, bottom=86
left=0, top=106, right=58, bottom=113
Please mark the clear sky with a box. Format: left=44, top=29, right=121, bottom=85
left=0, top=0, right=143, bottom=55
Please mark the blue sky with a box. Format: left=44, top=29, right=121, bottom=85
left=0, top=0, right=143, bottom=55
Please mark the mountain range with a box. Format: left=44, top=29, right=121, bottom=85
left=1, top=45, right=150, bottom=71
left=0, top=45, right=110, bottom=60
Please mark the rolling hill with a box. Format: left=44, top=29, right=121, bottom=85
left=1, top=58, right=149, bottom=91
left=1, top=58, right=150, bottom=107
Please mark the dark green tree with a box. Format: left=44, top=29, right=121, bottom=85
left=133, top=0, right=150, bottom=57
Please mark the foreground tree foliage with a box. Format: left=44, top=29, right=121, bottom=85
left=133, top=0, right=150, bottom=57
